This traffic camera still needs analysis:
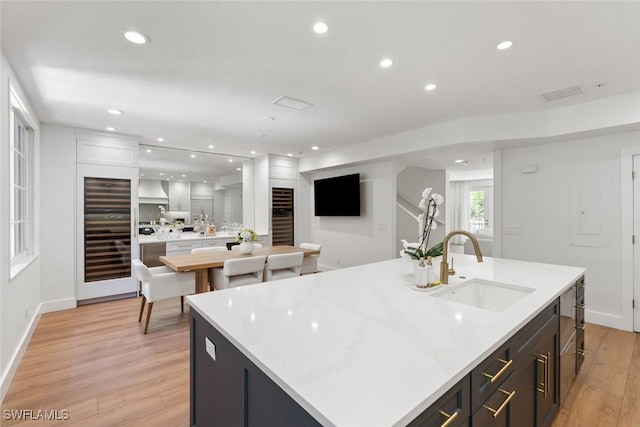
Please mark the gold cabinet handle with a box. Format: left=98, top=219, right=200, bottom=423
left=576, top=349, right=586, bottom=357
left=576, top=303, right=586, bottom=309
left=578, top=323, right=586, bottom=330
left=577, top=282, right=585, bottom=288
left=482, top=358, right=513, bottom=384
left=438, top=409, right=459, bottom=427
left=536, top=353, right=550, bottom=398
left=483, top=389, right=516, bottom=418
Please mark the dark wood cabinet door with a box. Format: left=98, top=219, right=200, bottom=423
left=534, top=327, right=559, bottom=427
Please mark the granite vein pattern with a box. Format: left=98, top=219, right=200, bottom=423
left=187, top=255, right=585, bottom=427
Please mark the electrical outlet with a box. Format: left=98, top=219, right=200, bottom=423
left=205, top=337, right=216, bottom=361
left=503, top=226, right=522, bottom=235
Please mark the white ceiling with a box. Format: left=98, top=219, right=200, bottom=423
left=2, top=1, right=640, bottom=170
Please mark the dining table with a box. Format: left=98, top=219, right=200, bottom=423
left=159, top=245, right=321, bottom=293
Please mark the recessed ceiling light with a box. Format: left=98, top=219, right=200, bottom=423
left=106, top=127, right=116, bottom=131
left=287, top=153, right=293, bottom=157
left=424, top=83, right=437, bottom=91
left=170, top=176, right=174, bottom=179
left=146, top=149, right=152, bottom=153
left=124, top=30, right=150, bottom=44
left=262, top=116, right=275, bottom=121
left=181, top=174, right=186, bottom=178
left=313, top=22, right=328, bottom=34
left=311, top=146, right=319, bottom=150
left=108, top=109, right=123, bottom=115
left=380, top=58, right=393, bottom=68
left=190, top=154, right=196, bottom=158
left=454, top=159, right=465, bottom=163
left=228, top=159, right=233, bottom=163
left=497, top=40, right=513, bottom=50
left=250, top=150, right=256, bottom=155
left=157, top=137, right=164, bottom=142
left=236, top=167, right=241, bottom=171
left=140, top=174, right=144, bottom=177
left=159, top=172, right=164, bottom=176
left=209, top=144, right=214, bottom=149
left=203, top=181, right=207, bottom=183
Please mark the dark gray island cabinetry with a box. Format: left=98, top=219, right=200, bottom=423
left=187, top=257, right=586, bottom=427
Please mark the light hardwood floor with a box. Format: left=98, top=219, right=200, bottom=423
left=1, top=297, right=639, bottom=426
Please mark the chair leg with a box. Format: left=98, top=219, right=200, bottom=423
left=181, top=296, right=185, bottom=313
left=144, top=302, right=154, bottom=334
left=138, top=295, right=146, bottom=322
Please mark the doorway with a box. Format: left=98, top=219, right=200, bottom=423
left=469, top=183, right=493, bottom=233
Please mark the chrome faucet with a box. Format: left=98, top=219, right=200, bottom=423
left=440, top=230, right=483, bottom=284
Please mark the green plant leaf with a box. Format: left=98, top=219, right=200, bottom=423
left=425, top=241, right=443, bottom=257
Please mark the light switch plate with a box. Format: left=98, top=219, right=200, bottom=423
left=205, top=337, right=216, bottom=361
left=503, top=225, right=522, bottom=235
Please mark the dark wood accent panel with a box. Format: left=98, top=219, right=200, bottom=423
left=84, top=177, right=131, bottom=282
left=272, top=187, right=294, bottom=246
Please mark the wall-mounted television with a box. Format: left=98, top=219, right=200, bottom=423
left=314, top=173, right=361, bottom=216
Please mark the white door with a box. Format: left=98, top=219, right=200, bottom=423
left=77, top=164, right=139, bottom=301
left=634, top=155, right=640, bottom=332
left=469, top=185, right=493, bottom=233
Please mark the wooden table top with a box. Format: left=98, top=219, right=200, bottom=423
left=159, top=245, right=320, bottom=271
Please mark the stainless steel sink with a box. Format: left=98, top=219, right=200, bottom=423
left=431, top=278, right=534, bottom=312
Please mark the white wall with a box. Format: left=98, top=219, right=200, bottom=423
left=396, top=166, right=447, bottom=255
left=499, top=130, right=640, bottom=331
left=306, top=161, right=397, bottom=270
left=39, top=124, right=77, bottom=311
left=0, top=52, right=42, bottom=402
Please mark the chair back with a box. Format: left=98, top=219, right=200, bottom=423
left=132, top=259, right=153, bottom=282
left=299, top=242, right=321, bottom=251
left=224, top=256, right=267, bottom=276
left=299, top=243, right=321, bottom=274
left=191, top=246, right=228, bottom=254
left=264, top=252, right=304, bottom=281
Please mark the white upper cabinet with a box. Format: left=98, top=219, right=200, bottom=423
left=168, top=181, right=190, bottom=211
left=190, top=182, right=214, bottom=199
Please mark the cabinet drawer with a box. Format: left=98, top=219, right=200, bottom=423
left=472, top=373, right=516, bottom=427
left=472, top=342, right=513, bottom=412
left=204, top=239, right=229, bottom=247
left=408, top=375, right=471, bottom=427
left=166, top=240, right=202, bottom=252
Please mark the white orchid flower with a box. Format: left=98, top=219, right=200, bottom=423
left=431, top=193, right=444, bottom=205
left=422, top=188, right=432, bottom=199
left=418, top=198, right=427, bottom=211
left=417, top=212, right=425, bottom=224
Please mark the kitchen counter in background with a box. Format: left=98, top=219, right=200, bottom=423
left=139, top=232, right=269, bottom=266
left=187, top=255, right=585, bottom=426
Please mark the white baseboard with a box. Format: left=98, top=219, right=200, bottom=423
left=586, top=309, right=632, bottom=332
left=318, top=264, right=337, bottom=271
left=40, top=298, right=77, bottom=314
left=0, top=303, right=42, bottom=404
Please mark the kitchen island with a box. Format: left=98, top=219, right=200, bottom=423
left=187, top=255, right=585, bottom=426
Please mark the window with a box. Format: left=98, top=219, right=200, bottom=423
left=9, top=86, right=36, bottom=272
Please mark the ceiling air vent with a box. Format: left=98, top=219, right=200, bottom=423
left=541, top=85, right=583, bottom=102
left=273, top=96, right=314, bottom=111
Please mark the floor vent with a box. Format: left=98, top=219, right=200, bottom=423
left=541, top=85, right=583, bottom=102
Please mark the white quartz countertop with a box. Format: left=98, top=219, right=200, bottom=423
left=187, top=255, right=585, bottom=427
left=138, top=232, right=266, bottom=244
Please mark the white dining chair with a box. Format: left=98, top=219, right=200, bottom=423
left=299, top=242, right=321, bottom=274
left=191, top=246, right=229, bottom=290
left=191, top=246, right=229, bottom=254
left=212, top=256, right=267, bottom=290
left=263, top=252, right=304, bottom=282
left=132, top=259, right=196, bottom=334
left=230, top=243, right=263, bottom=251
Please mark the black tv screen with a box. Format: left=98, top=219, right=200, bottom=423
left=314, top=173, right=360, bottom=216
